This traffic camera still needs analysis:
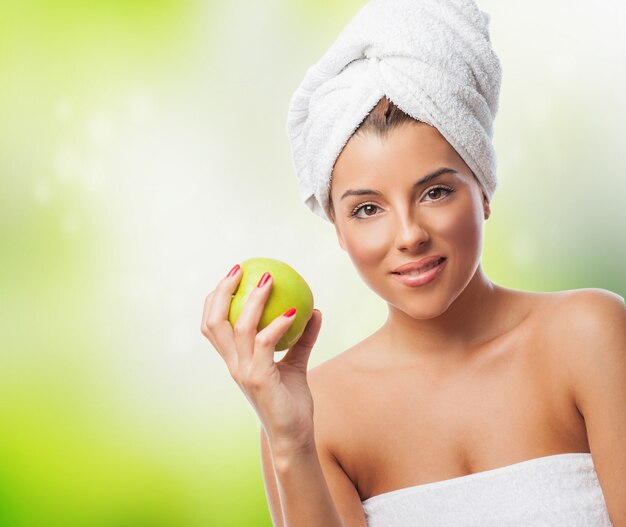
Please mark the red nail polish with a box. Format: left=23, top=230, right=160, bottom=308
left=226, top=264, right=240, bottom=278
left=257, top=272, right=271, bottom=288
left=283, top=307, right=296, bottom=318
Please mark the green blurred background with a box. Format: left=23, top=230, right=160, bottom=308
left=0, top=0, right=624, bottom=525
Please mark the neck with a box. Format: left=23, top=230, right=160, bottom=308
left=381, top=265, right=506, bottom=368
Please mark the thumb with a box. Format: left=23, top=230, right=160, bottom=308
left=280, top=309, right=322, bottom=369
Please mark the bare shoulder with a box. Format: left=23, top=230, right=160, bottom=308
left=562, top=287, right=624, bottom=320
left=307, top=344, right=362, bottom=407
left=307, top=331, right=376, bottom=389
left=550, top=286, right=625, bottom=364
left=530, top=287, right=625, bottom=407
left=534, top=287, right=625, bottom=337
left=519, top=287, right=624, bottom=375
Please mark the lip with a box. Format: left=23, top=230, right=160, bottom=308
left=391, top=257, right=447, bottom=287
left=391, top=256, right=446, bottom=274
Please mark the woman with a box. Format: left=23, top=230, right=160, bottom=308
left=201, top=1, right=625, bottom=525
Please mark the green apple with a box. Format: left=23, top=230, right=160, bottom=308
left=228, top=257, right=314, bottom=351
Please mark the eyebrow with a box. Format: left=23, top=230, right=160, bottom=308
left=339, top=167, right=459, bottom=201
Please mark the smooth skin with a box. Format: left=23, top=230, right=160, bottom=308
left=202, top=121, right=626, bottom=526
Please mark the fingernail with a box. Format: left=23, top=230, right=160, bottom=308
left=226, top=264, right=240, bottom=278
left=257, top=272, right=271, bottom=288
left=283, top=308, right=296, bottom=318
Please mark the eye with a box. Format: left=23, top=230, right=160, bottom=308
left=350, top=203, right=381, bottom=219
left=423, top=185, right=454, bottom=202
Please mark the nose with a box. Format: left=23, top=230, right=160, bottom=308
left=393, top=210, right=430, bottom=252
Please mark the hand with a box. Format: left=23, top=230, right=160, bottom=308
left=201, top=265, right=322, bottom=453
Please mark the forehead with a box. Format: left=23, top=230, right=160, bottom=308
left=331, top=122, right=469, bottom=191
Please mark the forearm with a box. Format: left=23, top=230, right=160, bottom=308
left=271, top=441, right=344, bottom=527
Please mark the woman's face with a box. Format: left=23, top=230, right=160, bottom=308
left=330, top=121, right=490, bottom=319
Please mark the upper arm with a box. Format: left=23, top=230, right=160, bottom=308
left=317, top=442, right=368, bottom=527
left=562, top=289, right=626, bottom=525
left=260, top=430, right=368, bottom=527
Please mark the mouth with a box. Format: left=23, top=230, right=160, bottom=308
left=391, top=257, right=447, bottom=276
left=391, top=257, right=447, bottom=287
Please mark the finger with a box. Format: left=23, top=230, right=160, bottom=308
left=200, top=291, right=215, bottom=336
left=250, top=306, right=299, bottom=369
left=205, top=265, right=243, bottom=354
left=209, top=264, right=243, bottom=325
left=201, top=290, right=228, bottom=359
left=233, top=272, right=274, bottom=365
left=202, top=265, right=243, bottom=370
left=280, top=309, right=322, bottom=371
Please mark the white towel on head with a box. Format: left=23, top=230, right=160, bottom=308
left=286, top=0, right=502, bottom=222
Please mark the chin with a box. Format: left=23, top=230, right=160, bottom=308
left=366, top=266, right=468, bottom=319
left=389, top=294, right=454, bottom=320
left=406, top=303, right=450, bottom=320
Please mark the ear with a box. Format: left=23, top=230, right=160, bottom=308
left=483, top=194, right=491, bottom=220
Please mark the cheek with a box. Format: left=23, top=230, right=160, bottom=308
left=343, top=223, right=388, bottom=266
left=435, top=199, right=483, bottom=261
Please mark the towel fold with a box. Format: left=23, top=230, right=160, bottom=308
left=286, top=0, right=502, bottom=222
